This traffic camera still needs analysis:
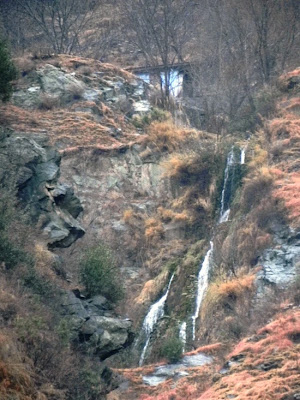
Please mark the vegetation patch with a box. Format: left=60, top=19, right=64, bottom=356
left=80, top=243, right=124, bottom=302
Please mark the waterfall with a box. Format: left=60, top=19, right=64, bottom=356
left=179, top=322, right=187, bottom=352
left=219, top=148, right=235, bottom=223
left=191, top=146, right=246, bottom=341
left=139, top=273, right=175, bottom=366
left=240, top=147, right=246, bottom=164
left=191, top=241, right=214, bottom=340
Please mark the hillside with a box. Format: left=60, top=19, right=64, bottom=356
left=0, top=54, right=299, bottom=400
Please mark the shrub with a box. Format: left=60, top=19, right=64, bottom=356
left=80, top=244, right=123, bottom=302
left=241, top=168, right=274, bottom=212
left=0, top=38, right=18, bottom=102
left=132, top=107, right=168, bottom=129
left=160, top=334, right=183, bottom=363
left=39, top=93, right=60, bottom=110
left=64, top=82, right=84, bottom=102
left=144, top=217, right=164, bottom=243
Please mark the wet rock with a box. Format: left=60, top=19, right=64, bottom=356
left=181, top=353, right=213, bottom=367
left=142, top=352, right=213, bottom=386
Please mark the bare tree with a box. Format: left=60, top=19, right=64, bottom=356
left=188, top=0, right=300, bottom=131
left=120, top=0, right=200, bottom=100
left=6, top=0, right=101, bottom=54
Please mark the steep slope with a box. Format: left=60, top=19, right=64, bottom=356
left=106, top=68, right=300, bottom=398
left=0, top=55, right=299, bottom=399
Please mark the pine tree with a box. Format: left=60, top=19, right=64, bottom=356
left=0, top=38, right=17, bottom=102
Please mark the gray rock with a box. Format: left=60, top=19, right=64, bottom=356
left=257, top=228, right=299, bottom=289
left=61, top=292, right=89, bottom=320
left=79, top=316, right=134, bottom=359
left=37, top=64, right=85, bottom=103
left=13, top=87, right=42, bottom=108
left=51, top=183, right=83, bottom=218
left=0, top=132, right=84, bottom=248
left=86, top=295, right=111, bottom=312
left=142, top=353, right=212, bottom=386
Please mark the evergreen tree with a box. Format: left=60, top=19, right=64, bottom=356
left=0, top=38, right=17, bottom=102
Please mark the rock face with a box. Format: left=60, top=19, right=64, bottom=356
left=257, top=228, right=300, bottom=289
left=13, top=62, right=150, bottom=115
left=0, top=130, right=84, bottom=248
left=61, top=291, right=134, bottom=360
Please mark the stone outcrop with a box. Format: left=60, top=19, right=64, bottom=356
left=0, top=130, right=84, bottom=248
left=61, top=291, right=134, bottom=360
left=13, top=62, right=151, bottom=116
left=257, top=227, right=300, bottom=289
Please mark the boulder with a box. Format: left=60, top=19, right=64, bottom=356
left=79, top=316, right=134, bottom=360
left=37, top=64, right=85, bottom=103
left=257, top=228, right=300, bottom=289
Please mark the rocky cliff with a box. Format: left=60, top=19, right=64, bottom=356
left=0, top=55, right=299, bottom=400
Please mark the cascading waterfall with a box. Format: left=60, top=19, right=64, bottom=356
left=240, top=147, right=246, bottom=165
left=189, top=146, right=246, bottom=342
left=179, top=321, right=187, bottom=352
left=139, top=273, right=175, bottom=366
left=219, top=148, right=235, bottom=223
left=191, top=241, right=214, bottom=340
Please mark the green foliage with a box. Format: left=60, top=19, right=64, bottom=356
left=132, top=107, right=168, bottom=128
left=0, top=38, right=17, bottom=102
left=160, top=334, right=183, bottom=363
left=80, top=244, right=123, bottom=302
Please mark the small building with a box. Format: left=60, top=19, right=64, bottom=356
left=126, top=62, right=193, bottom=98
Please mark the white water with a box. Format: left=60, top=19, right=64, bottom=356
left=191, top=241, right=214, bottom=340
left=219, top=148, right=235, bottom=223
left=240, top=148, right=246, bottom=164
left=139, top=274, right=175, bottom=366
left=179, top=322, right=187, bottom=352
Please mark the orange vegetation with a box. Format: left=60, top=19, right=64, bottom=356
left=274, top=172, right=300, bottom=224
left=185, top=343, right=223, bottom=356
left=113, top=310, right=299, bottom=400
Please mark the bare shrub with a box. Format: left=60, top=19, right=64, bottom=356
left=64, top=82, right=85, bottom=102
left=14, top=55, right=35, bottom=76
left=39, top=93, right=60, bottom=110
left=241, top=168, right=274, bottom=212
left=145, top=217, right=164, bottom=244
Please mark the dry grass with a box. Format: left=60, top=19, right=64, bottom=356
left=144, top=217, right=164, bottom=243
left=241, top=167, right=274, bottom=212
left=146, top=120, right=197, bottom=152
left=38, top=93, right=60, bottom=110
left=274, top=172, right=300, bottom=225
left=0, top=103, right=140, bottom=153
left=201, top=272, right=256, bottom=321
left=116, top=310, right=299, bottom=400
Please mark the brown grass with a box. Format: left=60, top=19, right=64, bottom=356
left=274, top=172, right=300, bottom=225
left=144, top=217, right=164, bottom=243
